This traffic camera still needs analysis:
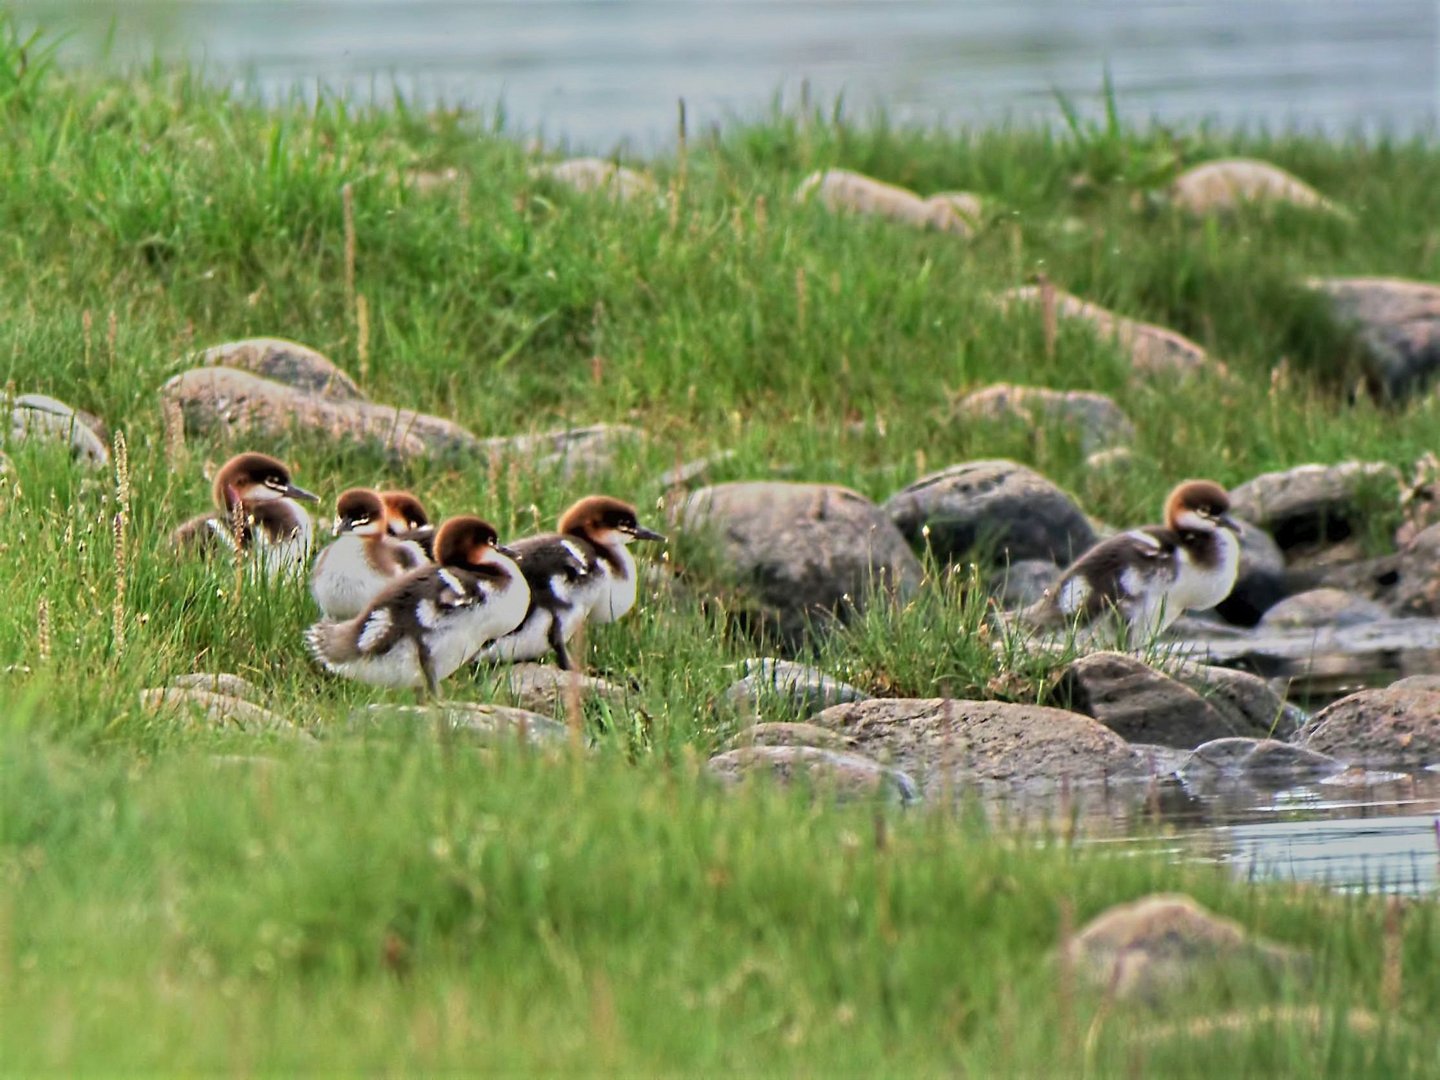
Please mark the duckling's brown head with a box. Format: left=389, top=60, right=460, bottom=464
left=557, top=495, right=666, bottom=548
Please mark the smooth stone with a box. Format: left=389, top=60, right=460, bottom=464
left=952, top=384, right=1134, bottom=454
left=196, top=338, right=365, bottom=401
left=490, top=423, right=643, bottom=479
left=1259, top=588, right=1389, bottom=631
left=657, top=450, right=737, bottom=490
left=795, top=169, right=976, bottom=237
left=536, top=158, right=658, bottom=202
left=719, top=722, right=858, bottom=753
left=10, top=394, right=109, bottom=468
left=706, top=744, right=919, bottom=804
left=994, top=285, right=1214, bottom=378
left=349, top=702, right=573, bottom=749
left=1052, top=652, right=1272, bottom=750
left=482, top=663, right=629, bottom=713
left=1168, top=660, right=1304, bottom=740
left=139, top=688, right=299, bottom=734
left=161, top=366, right=483, bottom=459
left=884, top=459, right=1094, bottom=567
left=724, top=658, right=870, bottom=715
left=1180, top=737, right=1342, bottom=784
left=1214, top=520, right=1288, bottom=627
left=806, top=698, right=1144, bottom=792
left=1297, top=686, right=1440, bottom=765
left=1062, top=893, right=1310, bottom=1004
left=679, top=481, right=922, bottom=645
left=1169, top=159, right=1340, bottom=216
left=1307, top=277, right=1440, bottom=400
left=168, top=672, right=262, bottom=703
left=988, top=558, right=1059, bottom=611
left=1389, top=674, right=1440, bottom=692
left=1228, top=462, right=1401, bottom=555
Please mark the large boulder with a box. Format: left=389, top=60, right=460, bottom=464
left=196, top=338, right=365, bottom=401
left=884, top=460, right=1094, bottom=567
left=706, top=745, right=919, bottom=804
left=1169, top=159, right=1340, bottom=217
left=1179, top=737, right=1342, bottom=786
left=806, top=698, right=1144, bottom=791
left=1051, top=653, right=1274, bottom=749
left=1259, top=588, right=1389, bottom=631
left=1229, top=462, right=1401, bottom=555
left=10, top=393, right=109, bottom=469
left=952, top=384, right=1134, bottom=454
left=679, top=482, right=922, bottom=644
left=1297, top=687, right=1440, bottom=765
left=1389, top=523, right=1440, bottom=616
left=1307, top=277, right=1440, bottom=400
left=723, top=658, right=870, bottom=716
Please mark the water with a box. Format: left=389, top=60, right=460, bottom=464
left=13, top=0, right=1440, bottom=891
left=13, top=1, right=1439, bottom=149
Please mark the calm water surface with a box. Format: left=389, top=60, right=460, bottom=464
left=14, top=1, right=1439, bottom=148
left=15, top=0, right=1440, bottom=890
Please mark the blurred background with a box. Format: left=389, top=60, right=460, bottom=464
left=10, top=0, right=1438, bottom=148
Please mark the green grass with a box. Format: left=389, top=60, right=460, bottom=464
left=2, top=17, right=1440, bottom=1073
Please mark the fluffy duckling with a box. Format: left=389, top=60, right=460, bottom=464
left=479, top=495, right=665, bottom=670
left=1023, top=479, right=1241, bottom=639
left=171, top=451, right=319, bottom=575
left=379, top=489, right=436, bottom=558
left=310, top=488, right=430, bottom=620
left=306, top=516, right=528, bottom=698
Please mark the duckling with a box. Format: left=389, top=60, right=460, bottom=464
left=171, top=451, right=319, bottom=575
left=479, top=495, right=665, bottom=670
left=1023, top=479, right=1241, bottom=639
left=306, top=516, right=528, bottom=698
left=310, top=488, right=429, bottom=620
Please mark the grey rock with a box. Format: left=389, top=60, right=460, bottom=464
left=706, top=745, right=919, bottom=804
left=139, top=687, right=302, bottom=735
left=807, top=698, right=1144, bottom=791
left=884, top=459, right=1095, bottom=567
left=10, top=394, right=109, bottom=468
left=1390, top=523, right=1440, bottom=617
left=1389, top=674, right=1440, bottom=692
left=1228, top=462, right=1401, bottom=555
left=1307, top=277, right=1440, bottom=400
left=1169, top=660, right=1303, bottom=740
left=1052, top=652, right=1271, bottom=750
left=657, top=450, right=737, bottom=490
left=1180, top=737, right=1342, bottom=784
left=952, top=384, right=1135, bottom=454
left=1214, top=520, right=1288, bottom=627
left=720, top=722, right=859, bottom=752
left=1259, top=588, right=1389, bottom=631
left=1297, top=686, right=1440, bottom=765
left=1062, top=893, right=1310, bottom=1004
left=1170, top=159, right=1340, bottom=216
left=536, top=157, right=658, bottom=202
left=989, top=558, right=1059, bottom=610
left=796, top=169, right=976, bottom=236
left=724, top=658, right=870, bottom=715
left=168, top=672, right=262, bottom=703
left=1128, top=743, right=1193, bottom=778
left=487, top=423, right=643, bottom=480
left=680, top=481, right=923, bottom=644
left=197, top=337, right=365, bottom=401
left=350, top=702, right=573, bottom=749
left=480, top=662, right=629, bottom=714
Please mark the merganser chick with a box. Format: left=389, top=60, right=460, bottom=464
left=310, top=488, right=429, bottom=620
left=479, top=495, right=665, bottom=670
left=378, top=489, right=436, bottom=558
left=171, top=451, right=319, bottom=575
left=306, top=516, right=529, bottom=698
left=1023, top=480, right=1241, bottom=639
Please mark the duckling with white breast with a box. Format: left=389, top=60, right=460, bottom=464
left=171, top=451, right=319, bottom=575
left=310, top=488, right=430, bottom=620
left=479, top=495, right=666, bottom=670
left=379, top=490, right=434, bottom=549
left=1022, top=480, right=1241, bottom=640
left=306, top=516, right=528, bottom=699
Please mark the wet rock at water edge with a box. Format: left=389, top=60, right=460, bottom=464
left=720, top=722, right=859, bottom=753
left=1214, top=520, right=1288, bottom=627
left=795, top=168, right=978, bottom=237
left=1061, top=893, right=1310, bottom=1004
left=993, top=285, right=1215, bottom=378
left=1259, top=588, right=1389, bottom=631
left=195, top=338, right=365, bottom=401
left=350, top=702, right=573, bottom=749
left=1296, top=686, right=1440, bottom=765
left=1168, top=159, right=1342, bottom=217
left=1169, top=660, right=1304, bottom=740
left=1388, top=523, right=1440, bottom=617
left=806, top=698, right=1145, bottom=793
left=678, top=481, right=922, bottom=645
left=480, top=662, right=629, bottom=714
left=535, top=157, right=658, bottom=202
left=9, top=394, right=110, bottom=469
left=1228, top=462, right=1401, bottom=558
left=952, top=384, right=1135, bottom=454
left=1051, top=652, right=1273, bottom=750
left=1306, top=277, right=1440, bottom=400
left=706, top=745, right=919, bottom=804
left=1179, top=737, right=1342, bottom=786
left=723, top=658, right=871, bottom=716
left=884, top=459, right=1095, bottom=568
